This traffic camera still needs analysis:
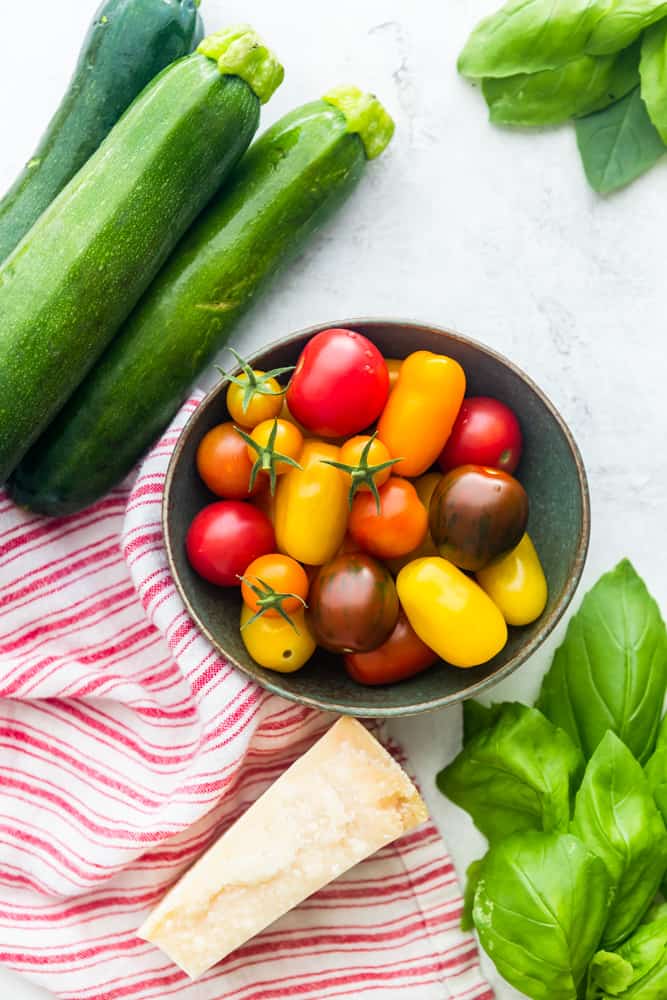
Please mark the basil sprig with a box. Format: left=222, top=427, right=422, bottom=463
left=459, top=1, right=667, bottom=191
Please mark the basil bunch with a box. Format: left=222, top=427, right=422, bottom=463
left=437, top=560, right=667, bottom=999
left=459, top=2, right=667, bottom=192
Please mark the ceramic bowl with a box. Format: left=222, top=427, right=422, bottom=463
left=163, top=319, right=590, bottom=717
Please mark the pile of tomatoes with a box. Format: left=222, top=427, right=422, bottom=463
left=185, top=328, right=548, bottom=686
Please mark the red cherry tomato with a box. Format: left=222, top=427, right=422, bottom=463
left=344, top=609, right=439, bottom=685
left=186, top=501, right=275, bottom=586
left=438, top=397, right=523, bottom=474
left=286, top=328, right=389, bottom=438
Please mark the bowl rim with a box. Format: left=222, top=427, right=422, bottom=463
left=162, top=317, right=591, bottom=717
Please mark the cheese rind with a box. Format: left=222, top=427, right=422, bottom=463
left=138, top=717, right=428, bottom=978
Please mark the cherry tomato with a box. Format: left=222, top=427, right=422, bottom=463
left=385, top=472, right=441, bottom=574
left=344, top=609, right=439, bottom=685
left=438, top=397, right=523, bottom=474
left=349, top=477, right=428, bottom=560
left=227, top=372, right=285, bottom=428
left=240, top=418, right=304, bottom=494
left=308, top=552, right=399, bottom=653
left=397, top=557, right=507, bottom=668
left=286, top=328, right=389, bottom=438
left=196, top=422, right=265, bottom=499
left=223, top=350, right=294, bottom=429
left=377, top=351, right=466, bottom=477
left=186, top=501, right=275, bottom=586
left=336, top=435, right=397, bottom=493
left=241, top=554, right=309, bottom=618
left=429, top=465, right=529, bottom=571
left=240, top=605, right=315, bottom=672
left=386, top=358, right=403, bottom=391
left=476, top=533, right=548, bottom=626
left=247, top=419, right=303, bottom=473
left=274, top=440, right=349, bottom=565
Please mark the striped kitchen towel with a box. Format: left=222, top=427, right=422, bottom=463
left=0, top=393, right=493, bottom=1000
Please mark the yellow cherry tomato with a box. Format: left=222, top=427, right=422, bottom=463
left=386, top=472, right=441, bottom=574
left=227, top=371, right=285, bottom=428
left=386, top=358, right=403, bottom=391
left=247, top=419, right=303, bottom=475
left=377, top=351, right=466, bottom=477
left=476, top=533, right=548, bottom=626
left=274, top=440, right=348, bottom=565
left=397, top=557, right=507, bottom=668
left=240, top=604, right=316, bottom=672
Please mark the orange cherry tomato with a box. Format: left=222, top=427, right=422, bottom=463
left=196, top=422, right=266, bottom=499
left=385, top=358, right=403, bottom=391
left=344, top=609, right=439, bottom=685
left=377, top=351, right=466, bottom=477
left=349, top=477, right=428, bottom=559
left=247, top=419, right=304, bottom=475
left=385, top=472, right=441, bottom=574
left=241, top=554, right=309, bottom=618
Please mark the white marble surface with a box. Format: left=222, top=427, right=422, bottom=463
left=1, top=0, right=666, bottom=996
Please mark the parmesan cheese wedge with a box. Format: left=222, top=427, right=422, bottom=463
left=138, top=716, right=428, bottom=979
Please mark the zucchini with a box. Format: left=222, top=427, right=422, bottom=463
left=0, top=0, right=204, bottom=263
left=0, top=26, right=284, bottom=484
left=9, top=88, right=395, bottom=515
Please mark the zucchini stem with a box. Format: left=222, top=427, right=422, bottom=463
left=323, top=85, right=395, bottom=158
left=198, top=25, right=284, bottom=104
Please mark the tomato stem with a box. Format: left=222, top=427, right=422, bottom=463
left=239, top=574, right=306, bottom=633
left=322, top=433, right=402, bottom=513
left=235, top=420, right=302, bottom=494
left=217, top=347, right=294, bottom=413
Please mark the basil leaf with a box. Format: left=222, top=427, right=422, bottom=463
left=575, top=88, right=666, bottom=193
left=437, top=703, right=584, bottom=843
left=462, top=699, right=503, bottom=744
left=571, top=731, right=667, bottom=949
left=474, top=831, right=610, bottom=1000
left=645, top=715, right=667, bottom=825
left=538, top=560, right=667, bottom=762
left=458, top=0, right=667, bottom=80
left=587, top=904, right=667, bottom=998
left=640, top=19, right=667, bottom=141
left=461, top=858, right=484, bottom=931
left=483, top=46, right=640, bottom=126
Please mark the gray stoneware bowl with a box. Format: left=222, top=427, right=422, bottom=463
left=163, top=319, right=590, bottom=717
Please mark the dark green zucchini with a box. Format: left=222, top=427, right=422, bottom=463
left=0, top=0, right=203, bottom=263
left=10, top=88, right=395, bottom=515
left=0, top=27, right=283, bottom=484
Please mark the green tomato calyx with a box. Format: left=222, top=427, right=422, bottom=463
left=322, top=432, right=402, bottom=513
left=217, top=347, right=294, bottom=414
left=236, top=419, right=302, bottom=494
left=239, top=575, right=306, bottom=633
